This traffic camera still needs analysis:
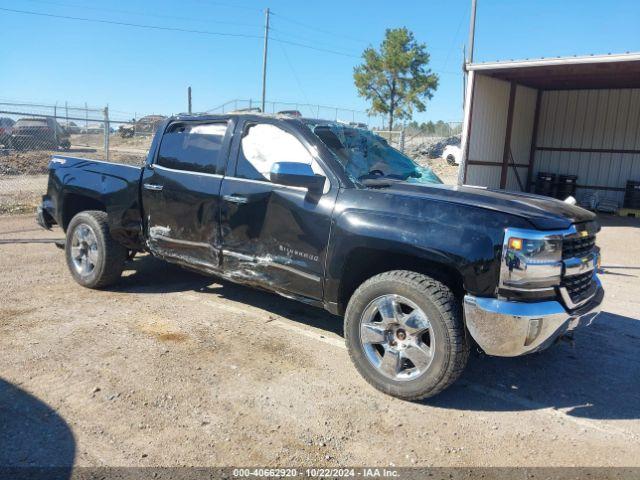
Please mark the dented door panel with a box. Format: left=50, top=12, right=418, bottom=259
left=142, top=166, right=224, bottom=270
left=141, top=118, right=233, bottom=271
left=219, top=178, right=337, bottom=300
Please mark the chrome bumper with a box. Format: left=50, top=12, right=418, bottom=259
left=463, top=278, right=603, bottom=357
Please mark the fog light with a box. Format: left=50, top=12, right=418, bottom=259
left=524, top=318, right=542, bottom=346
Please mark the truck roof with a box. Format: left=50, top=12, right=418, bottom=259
left=169, top=111, right=336, bottom=124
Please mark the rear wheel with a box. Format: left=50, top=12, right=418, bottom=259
left=65, top=210, right=127, bottom=288
left=344, top=270, right=469, bottom=400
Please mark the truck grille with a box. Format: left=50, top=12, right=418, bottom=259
left=562, top=234, right=595, bottom=259
left=561, top=271, right=596, bottom=305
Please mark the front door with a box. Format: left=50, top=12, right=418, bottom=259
left=142, top=119, right=232, bottom=271
left=219, top=119, right=338, bottom=300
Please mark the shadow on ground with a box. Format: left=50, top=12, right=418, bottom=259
left=113, top=254, right=343, bottom=335
left=110, top=254, right=640, bottom=421
left=428, top=311, right=640, bottom=421
left=0, top=378, right=75, bottom=473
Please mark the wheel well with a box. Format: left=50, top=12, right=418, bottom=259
left=62, top=194, right=106, bottom=231
left=337, top=247, right=464, bottom=315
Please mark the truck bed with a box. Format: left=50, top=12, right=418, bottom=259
left=41, top=155, right=144, bottom=248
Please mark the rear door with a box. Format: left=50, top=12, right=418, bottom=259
left=141, top=119, right=233, bottom=271
left=219, top=119, right=338, bottom=300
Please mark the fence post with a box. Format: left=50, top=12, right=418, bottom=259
left=400, top=128, right=405, bottom=153
left=103, top=106, right=110, bottom=162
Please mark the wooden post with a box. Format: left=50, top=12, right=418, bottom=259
left=500, top=81, right=517, bottom=189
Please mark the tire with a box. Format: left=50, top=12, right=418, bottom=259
left=446, top=154, right=457, bottom=166
left=65, top=210, right=127, bottom=289
left=344, top=270, right=469, bottom=400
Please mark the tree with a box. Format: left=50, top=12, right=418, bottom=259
left=354, top=28, right=438, bottom=131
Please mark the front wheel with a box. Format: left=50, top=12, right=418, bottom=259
left=65, top=210, right=128, bottom=289
left=344, top=270, right=469, bottom=400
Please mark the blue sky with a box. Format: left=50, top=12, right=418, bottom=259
left=0, top=0, right=639, bottom=124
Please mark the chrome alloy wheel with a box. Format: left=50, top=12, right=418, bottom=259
left=70, top=223, right=99, bottom=276
left=359, top=294, right=434, bottom=381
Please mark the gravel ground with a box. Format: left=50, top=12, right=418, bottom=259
left=0, top=214, right=639, bottom=468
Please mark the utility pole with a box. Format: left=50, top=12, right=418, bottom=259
left=261, top=7, right=270, bottom=113
left=187, top=86, right=192, bottom=114
left=467, top=0, right=477, bottom=64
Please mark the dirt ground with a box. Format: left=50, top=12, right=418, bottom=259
left=1, top=214, right=639, bottom=468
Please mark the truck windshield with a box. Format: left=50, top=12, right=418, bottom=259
left=308, top=123, right=442, bottom=185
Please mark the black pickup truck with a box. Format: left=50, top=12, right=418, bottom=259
left=37, top=113, right=603, bottom=400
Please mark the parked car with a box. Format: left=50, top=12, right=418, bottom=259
left=37, top=113, right=603, bottom=400
left=60, top=121, right=81, bottom=135
left=0, top=117, right=15, bottom=147
left=11, top=117, right=70, bottom=150
left=118, top=123, right=135, bottom=138
left=80, top=124, right=104, bottom=134
left=135, top=115, right=166, bottom=135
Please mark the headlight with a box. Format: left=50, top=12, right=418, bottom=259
left=500, top=228, right=563, bottom=296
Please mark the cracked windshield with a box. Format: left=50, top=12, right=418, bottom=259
left=309, top=123, right=442, bottom=185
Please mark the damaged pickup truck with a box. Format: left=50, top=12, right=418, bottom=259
left=37, top=113, right=604, bottom=400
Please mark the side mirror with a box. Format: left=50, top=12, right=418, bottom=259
left=270, top=162, right=325, bottom=192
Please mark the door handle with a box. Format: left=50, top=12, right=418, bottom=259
left=223, top=194, right=248, bottom=204
left=144, top=183, right=163, bottom=191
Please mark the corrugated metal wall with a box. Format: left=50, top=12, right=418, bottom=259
left=465, top=74, right=537, bottom=190
left=534, top=89, right=640, bottom=204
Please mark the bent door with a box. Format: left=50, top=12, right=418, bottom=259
left=219, top=120, right=337, bottom=300
left=142, top=120, right=232, bottom=271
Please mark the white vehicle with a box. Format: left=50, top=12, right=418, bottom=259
left=442, top=145, right=462, bottom=166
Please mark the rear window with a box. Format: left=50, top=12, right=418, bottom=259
left=15, top=118, right=48, bottom=127
left=157, top=122, right=227, bottom=174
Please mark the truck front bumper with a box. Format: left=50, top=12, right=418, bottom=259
left=463, top=278, right=603, bottom=357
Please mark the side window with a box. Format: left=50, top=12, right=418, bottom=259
left=157, top=122, right=227, bottom=174
left=236, top=123, right=325, bottom=182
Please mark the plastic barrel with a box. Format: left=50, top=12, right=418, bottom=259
left=534, top=172, right=556, bottom=197
left=624, top=180, right=640, bottom=209
left=556, top=175, right=578, bottom=200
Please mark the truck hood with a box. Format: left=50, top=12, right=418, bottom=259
left=375, top=182, right=596, bottom=230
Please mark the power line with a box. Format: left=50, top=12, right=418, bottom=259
left=270, top=26, right=360, bottom=53
left=0, top=7, right=264, bottom=39
left=271, top=36, right=360, bottom=58
left=0, top=6, right=363, bottom=58
left=21, top=0, right=263, bottom=28
left=271, top=11, right=370, bottom=44
left=0, top=5, right=468, bottom=70
left=277, top=42, right=314, bottom=113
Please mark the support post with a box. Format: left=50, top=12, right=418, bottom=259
left=467, top=0, right=477, bottom=64
left=526, top=90, right=542, bottom=192
left=458, top=70, right=475, bottom=185
left=103, top=106, right=110, bottom=162
left=500, top=82, right=517, bottom=189
left=188, top=86, right=192, bottom=114
left=261, top=8, right=270, bottom=113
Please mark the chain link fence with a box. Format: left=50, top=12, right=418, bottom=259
left=0, top=99, right=462, bottom=215
left=0, top=102, right=157, bottom=214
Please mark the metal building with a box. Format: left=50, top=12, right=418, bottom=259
left=458, top=52, right=640, bottom=206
